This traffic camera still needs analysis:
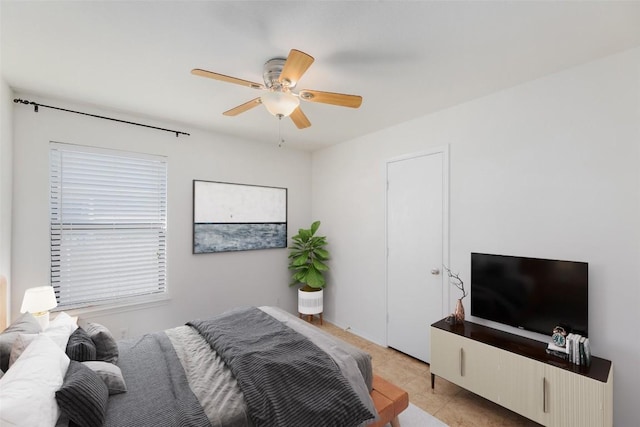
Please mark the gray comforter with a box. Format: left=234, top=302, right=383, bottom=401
left=103, top=306, right=377, bottom=427
left=188, top=307, right=376, bottom=427
left=104, top=332, right=211, bottom=427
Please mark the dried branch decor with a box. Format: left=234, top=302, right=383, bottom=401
left=443, top=266, right=467, bottom=300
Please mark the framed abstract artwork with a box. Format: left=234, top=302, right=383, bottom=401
left=193, top=180, right=288, bottom=254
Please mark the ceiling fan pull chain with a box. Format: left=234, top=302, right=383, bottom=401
left=277, top=114, right=285, bottom=148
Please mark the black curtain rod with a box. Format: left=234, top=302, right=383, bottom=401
left=13, top=98, right=190, bottom=138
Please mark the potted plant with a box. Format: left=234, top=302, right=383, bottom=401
left=288, top=221, right=329, bottom=322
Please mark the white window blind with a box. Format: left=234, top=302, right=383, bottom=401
left=50, top=143, right=167, bottom=308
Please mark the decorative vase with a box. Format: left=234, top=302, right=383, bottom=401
left=454, top=298, right=465, bottom=324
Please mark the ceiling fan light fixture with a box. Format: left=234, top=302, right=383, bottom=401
left=193, top=49, right=361, bottom=129
left=261, top=90, right=300, bottom=117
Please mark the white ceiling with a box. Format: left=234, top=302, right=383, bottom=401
left=2, top=1, right=640, bottom=151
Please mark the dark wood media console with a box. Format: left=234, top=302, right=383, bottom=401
left=430, top=318, right=613, bottom=427
left=431, top=318, right=611, bottom=383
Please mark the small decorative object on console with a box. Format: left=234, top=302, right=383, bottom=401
left=552, top=326, right=567, bottom=347
left=443, top=266, right=467, bottom=324
left=453, top=298, right=465, bottom=324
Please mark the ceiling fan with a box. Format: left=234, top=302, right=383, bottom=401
left=191, top=49, right=362, bottom=129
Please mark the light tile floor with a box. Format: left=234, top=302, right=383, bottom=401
left=316, top=320, right=541, bottom=427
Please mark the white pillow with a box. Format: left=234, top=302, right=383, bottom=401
left=0, top=334, right=71, bottom=427
left=46, top=312, right=78, bottom=334
left=44, top=312, right=78, bottom=350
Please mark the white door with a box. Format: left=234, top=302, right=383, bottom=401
left=386, top=150, right=447, bottom=363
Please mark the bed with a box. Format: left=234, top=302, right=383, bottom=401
left=0, top=305, right=392, bottom=427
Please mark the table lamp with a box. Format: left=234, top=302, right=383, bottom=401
left=20, top=286, right=58, bottom=330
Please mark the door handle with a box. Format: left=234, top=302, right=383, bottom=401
left=431, top=268, right=440, bottom=275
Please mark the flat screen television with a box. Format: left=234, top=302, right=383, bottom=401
left=470, top=253, right=588, bottom=336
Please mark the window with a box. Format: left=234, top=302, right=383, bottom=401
left=50, top=143, right=167, bottom=309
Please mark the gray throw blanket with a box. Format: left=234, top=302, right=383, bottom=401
left=188, top=307, right=376, bottom=427
left=105, top=332, right=211, bottom=427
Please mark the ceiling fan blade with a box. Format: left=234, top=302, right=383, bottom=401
left=279, top=49, right=314, bottom=87
left=191, top=69, right=264, bottom=89
left=223, top=98, right=262, bottom=116
left=299, top=90, right=362, bottom=108
left=290, top=106, right=311, bottom=129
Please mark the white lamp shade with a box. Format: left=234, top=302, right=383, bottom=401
left=20, top=286, right=58, bottom=314
left=261, top=90, right=300, bottom=117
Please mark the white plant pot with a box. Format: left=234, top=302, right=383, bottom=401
left=298, top=288, right=323, bottom=315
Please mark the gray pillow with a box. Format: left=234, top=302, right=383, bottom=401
left=86, top=323, right=118, bottom=364
left=0, top=312, right=41, bottom=372
left=65, top=327, right=97, bottom=362
left=82, top=361, right=127, bottom=395
left=55, top=360, right=108, bottom=427
left=8, top=333, right=38, bottom=367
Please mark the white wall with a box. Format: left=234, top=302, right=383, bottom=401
left=312, top=47, right=640, bottom=425
left=10, top=94, right=311, bottom=336
left=0, top=78, right=12, bottom=327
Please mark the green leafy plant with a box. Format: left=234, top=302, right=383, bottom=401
left=288, top=221, right=330, bottom=290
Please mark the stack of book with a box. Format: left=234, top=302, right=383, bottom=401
left=546, top=334, right=591, bottom=366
